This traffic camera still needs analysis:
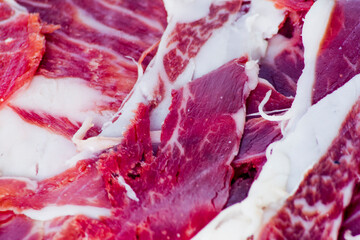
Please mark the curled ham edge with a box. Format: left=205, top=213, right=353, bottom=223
left=194, top=0, right=360, bottom=239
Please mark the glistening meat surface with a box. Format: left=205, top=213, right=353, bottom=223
left=0, top=0, right=45, bottom=105
left=0, top=58, right=256, bottom=240
left=5, top=0, right=360, bottom=239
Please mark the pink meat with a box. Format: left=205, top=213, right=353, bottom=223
left=9, top=105, right=101, bottom=139
left=15, top=0, right=167, bottom=108
left=0, top=58, right=255, bottom=240
left=246, top=81, right=293, bottom=116
left=0, top=160, right=112, bottom=210
left=258, top=12, right=306, bottom=97
left=271, top=0, right=314, bottom=11
left=0, top=1, right=45, bottom=106
left=313, top=0, right=360, bottom=104
left=106, top=58, right=255, bottom=239
left=226, top=117, right=282, bottom=207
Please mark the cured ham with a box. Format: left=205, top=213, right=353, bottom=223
left=226, top=117, right=282, bottom=207
left=313, top=0, right=360, bottom=104
left=258, top=12, right=305, bottom=97
left=260, top=97, right=360, bottom=239
left=0, top=0, right=45, bottom=105
left=4, top=0, right=360, bottom=239
left=0, top=0, right=167, bottom=180
left=15, top=0, right=167, bottom=108
left=0, top=58, right=256, bottom=239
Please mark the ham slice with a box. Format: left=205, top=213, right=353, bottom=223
left=0, top=0, right=45, bottom=105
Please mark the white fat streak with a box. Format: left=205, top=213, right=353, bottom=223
left=4, top=0, right=27, bottom=12
left=329, top=182, right=356, bottom=239
left=245, top=60, right=260, bottom=90
left=163, top=0, right=224, bottom=22
left=73, top=3, right=147, bottom=46
left=118, top=176, right=139, bottom=202
left=13, top=0, right=51, bottom=8
left=21, top=205, right=111, bottom=221
left=281, top=0, right=335, bottom=134
left=263, top=34, right=291, bottom=65
left=254, top=74, right=360, bottom=239
left=0, top=75, right=116, bottom=179
left=0, top=107, right=78, bottom=180
left=11, top=76, right=115, bottom=126
left=96, top=0, right=165, bottom=32
left=150, top=130, right=161, bottom=144
left=101, top=0, right=283, bottom=138
left=149, top=59, right=196, bottom=131
left=345, top=231, right=360, bottom=240
left=72, top=117, right=122, bottom=152
left=193, top=0, right=284, bottom=79
left=53, top=31, right=136, bottom=68
left=4, top=37, right=14, bottom=43
left=277, top=76, right=360, bottom=194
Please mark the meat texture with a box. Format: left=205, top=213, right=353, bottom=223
left=313, top=0, right=360, bottom=104
left=15, top=0, right=167, bottom=109
left=0, top=58, right=256, bottom=239
left=258, top=12, right=305, bottom=97
left=0, top=0, right=45, bottom=105
left=259, top=98, right=360, bottom=240
left=226, top=117, right=282, bottom=207
left=0, top=0, right=167, bottom=181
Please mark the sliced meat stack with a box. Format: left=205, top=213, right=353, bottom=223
left=2, top=0, right=360, bottom=239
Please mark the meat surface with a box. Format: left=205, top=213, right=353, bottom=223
left=0, top=0, right=45, bottom=105
left=15, top=0, right=167, bottom=108
left=6, top=0, right=360, bottom=239
left=313, top=0, right=360, bottom=104
left=258, top=12, right=305, bottom=97
left=226, top=117, right=282, bottom=207
left=259, top=98, right=360, bottom=240
left=0, top=58, right=256, bottom=240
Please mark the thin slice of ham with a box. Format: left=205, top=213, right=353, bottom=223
left=100, top=0, right=285, bottom=137
left=339, top=183, right=360, bottom=240
left=0, top=0, right=45, bottom=105
left=312, top=0, right=360, bottom=104
left=258, top=11, right=305, bottom=97
left=104, top=58, right=257, bottom=239
left=226, top=117, right=282, bottom=207
left=0, top=58, right=257, bottom=240
left=0, top=0, right=167, bottom=180
left=15, top=0, right=167, bottom=108
left=259, top=97, right=360, bottom=239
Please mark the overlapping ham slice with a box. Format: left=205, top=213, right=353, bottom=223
left=15, top=0, right=167, bottom=109
left=0, top=58, right=256, bottom=240
left=201, top=0, right=360, bottom=239
left=226, top=117, right=282, bottom=207
left=260, top=95, right=360, bottom=239
left=104, top=58, right=256, bottom=239
left=258, top=12, right=305, bottom=97
left=0, top=0, right=45, bottom=105
left=0, top=0, right=289, bottom=239
left=259, top=0, right=360, bottom=238
left=100, top=0, right=245, bottom=136
left=0, top=0, right=167, bottom=180
left=312, top=0, right=360, bottom=104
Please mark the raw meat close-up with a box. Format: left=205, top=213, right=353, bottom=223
left=1, top=0, right=360, bottom=239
